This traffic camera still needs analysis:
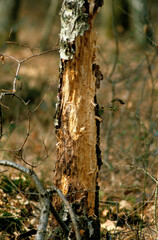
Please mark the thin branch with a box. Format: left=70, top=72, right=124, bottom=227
left=13, top=62, right=21, bottom=92
left=0, top=160, right=49, bottom=240
left=0, top=53, right=19, bottom=62
left=137, top=167, right=158, bottom=184
left=2, top=105, right=31, bottom=154
left=32, top=82, right=53, bottom=112
left=154, top=175, right=158, bottom=232
left=17, top=229, right=37, bottom=240
left=15, top=136, right=48, bottom=168
left=33, top=138, right=49, bottom=167
left=0, top=105, right=2, bottom=139
left=5, top=40, right=39, bottom=51
left=103, top=0, right=119, bottom=169
left=145, top=54, right=155, bottom=121
left=49, top=202, right=69, bottom=235
left=107, top=0, right=119, bottom=82
left=20, top=48, right=59, bottom=64
left=48, top=186, right=81, bottom=240
left=0, top=160, right=70, bottom=239
left=1, top=93, right=47, bottom=168
left=0, top=47, right=59, bottom=96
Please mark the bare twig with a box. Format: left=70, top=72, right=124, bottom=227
left=32, top=82, right=53, bottom=112
left=107, top=0, right=119, bottom=82
left=20, top=48, right=59, bottom=64
left=145, top=54, right=155, bottom=121
left=48, top=186, right=81, bottom=240
left=0, top=48, right=58, bottom=97
left=15, top=136, right=48, bottom=168
left=103, top=0, right=119, bottom=169
left=5, top=40, right=39, bottom=52
left=0, top=160, right=70, bottom=239
left=2, top=105, right=30, bottom=153
left=154, top=175, right=158, bottom=232
left=0, top=160, right=49, bottom=240
left=0, top=105, right=2, bottom=139
left=1, top=91, right=48, bottom=168
left=137, top=167, right=158, bottom=184
left=49, top=202, right=69, bottom=235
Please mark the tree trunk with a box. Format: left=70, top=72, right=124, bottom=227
left=40, top=0, right=61, bottom=50
left=103, top=0, right=130, bottom=37
left=0, top=0, right=20, bottom=48
left=54, top=0, right=103, bottom=239
left=130, top=0, right=154, bottom=46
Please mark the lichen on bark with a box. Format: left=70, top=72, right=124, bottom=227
left=60, top=0, right=89, bottom=60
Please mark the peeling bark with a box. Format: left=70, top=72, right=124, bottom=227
left=54, top=1, right=103, bottom=239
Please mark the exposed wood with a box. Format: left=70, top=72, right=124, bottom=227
left=54, top=1, right=103, bottom=238
left=55, top=28, right=98, bottom=215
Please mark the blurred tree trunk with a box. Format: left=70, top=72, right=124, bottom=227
left=102, top=0, right=130, bottom=37
left=102, top=0, right=154, bottom=46
left=0, top=0, right=20, bottom=48
left=130, top=0, right=154, bottom=46
left=40, top=0, right=61, bottom=50
left=54, top=0, right=103, bottom=239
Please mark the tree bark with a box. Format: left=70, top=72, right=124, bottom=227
left=54, top=0, right=103, bottom=239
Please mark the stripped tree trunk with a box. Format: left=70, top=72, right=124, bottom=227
left=54, top=0, right=103, bottom=239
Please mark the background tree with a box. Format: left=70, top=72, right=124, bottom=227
left=102, top=0, right=154, bottom=46
left=130, top=0, right=154, bottom=45
left=40, top=0, right=62, bottom=50
left=54, top=0, right=103, bottom=239
left=0, top=0, right=21, bottom=48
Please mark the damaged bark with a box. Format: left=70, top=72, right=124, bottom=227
left=54, top=1, right=103, bottom=239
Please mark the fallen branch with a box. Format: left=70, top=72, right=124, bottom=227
left=48, top=186, right=81, bottom=240
left=0, top=160, right=69, bottom=240
left=0, top=160, right=49, bottom=240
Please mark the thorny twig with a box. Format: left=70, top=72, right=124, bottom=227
left=0, top=48, right=57, bottom=167
left=0, top=98, right=48, bottom=169
left=15, top=136, right=49, bottom=169
left=0, top=48, right=58, bottom=95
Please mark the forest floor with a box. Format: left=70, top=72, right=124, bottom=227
left=0, top=2, right=158, bottom=239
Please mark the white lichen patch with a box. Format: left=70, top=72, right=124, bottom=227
left=60, top=0, right=89, bottom=60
